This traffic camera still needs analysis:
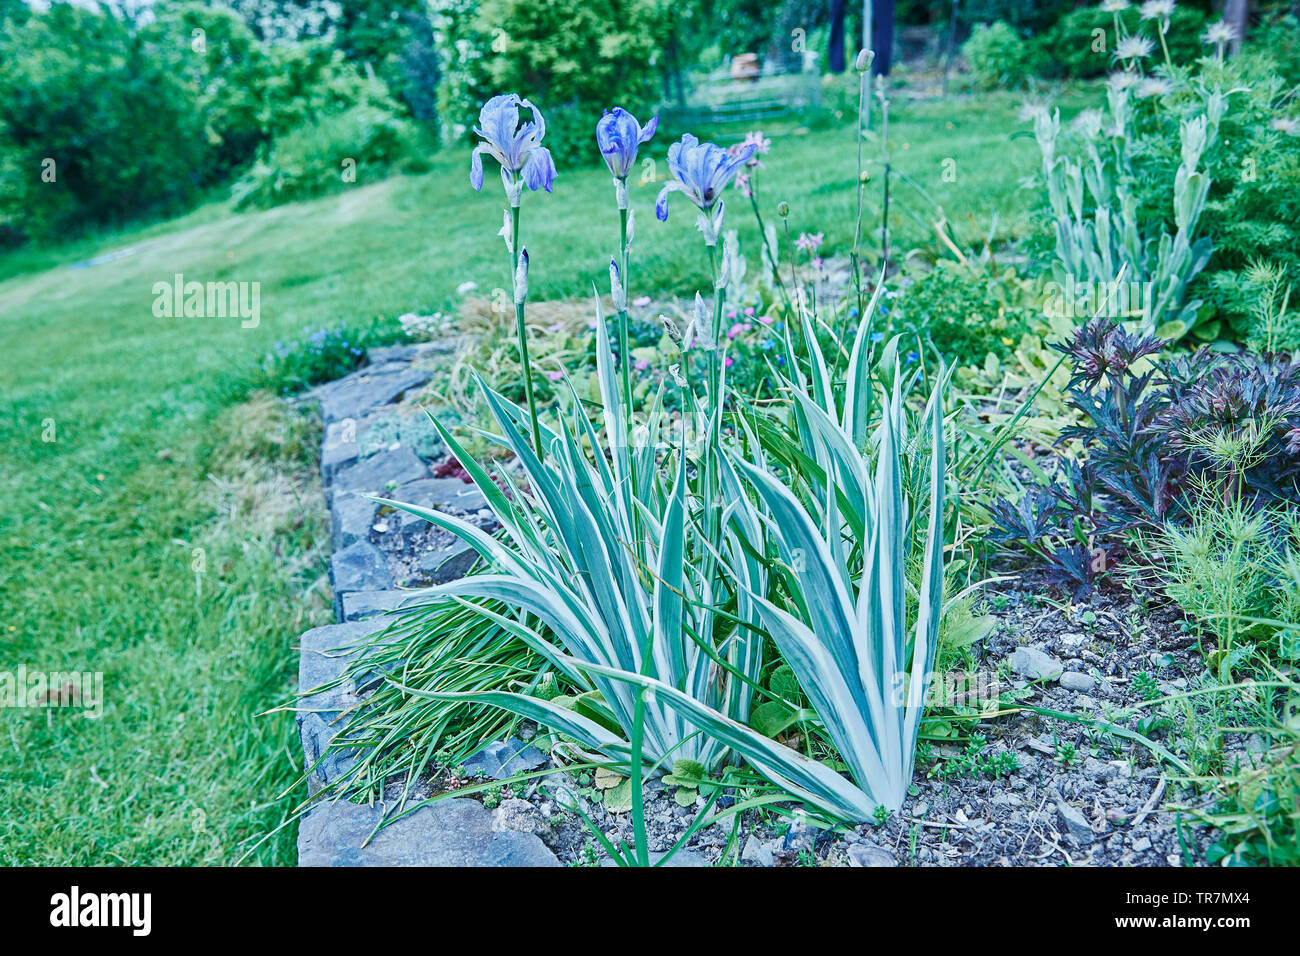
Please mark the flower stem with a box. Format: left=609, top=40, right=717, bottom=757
left=616, top=197, right=642, bottom=551
left=617, top=206, right=634, bottom=422
left=510, top=202, right=543, bottom=454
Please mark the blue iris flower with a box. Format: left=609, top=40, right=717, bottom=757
left=596, top=108, right=658, bottom=181
left=655, top=134, right=756, bottom=222
left=470, top=94, right=556, bottom=194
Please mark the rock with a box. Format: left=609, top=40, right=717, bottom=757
left=339, top=587, right=439, bottom=622
left=331, top=492, right=378, bottom=552
left=1009, top=647, right=1064, bottom=681
left=298, top=798, right=558, bottom=866
left=331, top=541, right=393, bottom=610
left=319, top=364, right=432, bottom=424
left=393, top=477, right=489, bottom=523
left=493, top=798, right=552, bottom=843
left=741, top=835, right=776, bottom=867
left=1131, top=836, right=1152, bottom=853
left=1056, top=802, right=1094, bottom=844
left=847, top=842, right=896, bottom=867
left=365, top=345, right=420, bottom=366
left=296, top=619, right=389, bottom=795
left=334, top=445, right=429, bottom=497
left=416, top=542, right=480, bottom=584
left=321, top=419, right=360, bottom=479
left=1060, top=671, right=1096, bottom=693
left=546, top=779, right=589, bottom=814
left=462, top=738, right=548, bottom=780
left=1082, top=757, right=1115, bottom=782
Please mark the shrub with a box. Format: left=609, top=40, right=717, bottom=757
left=231, top=103, right=426, bottom=209
left=433, top=0, right=669, bottom=164
left=961, top=21, right=1039, bottom=90
left=893, top=262, right=1034, bottom=363
left=0, top=4, right=210, bottom=240
left=1034, top=4, right=1207, bottom=80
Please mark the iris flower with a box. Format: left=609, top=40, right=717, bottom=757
left=655, top=134, right=756, bottom=223
left=596, top=108, right=658, bottom=181
left=469, top=94, right=556, bottom=198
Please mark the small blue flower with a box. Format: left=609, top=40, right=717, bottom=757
left=776, top=355, right=786, bottom=365
left=470, top=94, right=556, bottom=194
left=870, top=332, right=884, bottom=343
left=850, top=308, right=859, bottom=318
left=597, top=107, right=658, bottom=180
left=905, top=350, right=919, bottom=364
left=760, top=338, right=775, bottom=350
left=655, top=134, right=756, bottom=221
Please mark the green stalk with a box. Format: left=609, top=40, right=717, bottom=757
left=852, top=63, right=869, bottom=319
left=617, top=205, right=634, bottom=415
left=510, top=199, right=543, bottom=454
left=615, top=199, right=640, bottom=537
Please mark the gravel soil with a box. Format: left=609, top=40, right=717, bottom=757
left=456, top=576, right=1226, bottom=867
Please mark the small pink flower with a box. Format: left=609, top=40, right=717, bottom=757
left=744, top=306, right=755, bottom=317
left=547, top=370, right=564, bottom=382
left=794, top=232, right=824, bottom=254
left=741, top=131, right=771, bottom=156
left=727, top=322, right=750, bottom=339
left=757, top=314, right=774, bottom=326
left=734, top=171, right=752, bottom=197
left=546, top=321, right=564, bottom=333
left=727, top=308, right=737, bottom=319
left=724, top=356, right=735, bottom=368
left=812, top=257, right=825, bottom=270
left=634, top=358, right=650, bottom=371
left=632, top=295, right=651, bottom=308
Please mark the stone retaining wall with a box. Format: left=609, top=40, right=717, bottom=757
left=294, top=345, right=559, bottom=866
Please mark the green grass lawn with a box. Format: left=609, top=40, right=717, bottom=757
left=0, top=91, right=1042, bottom=865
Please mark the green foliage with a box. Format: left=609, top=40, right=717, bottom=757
left=1158, top=500, right=1300, bottom=674
left=0, top=3, right=211, bottom=240
left=253, top=320, right=406, bottom=394
left=232, top=103, right=426, bottom=209
left=1187, top=54, right=1300, bottom=343
left=433, top=0, right=669, bottom=164
left=894, top=262, right=1034, bottom=363
left=0, top=2, right=431, bottom=240
left=961, top=21, right=1039, bottom=91
left=1033, top=89, right=1215, bottom=341
left=1034, top=5, right=1208, bottom=80
left=930, top=733, right=1020, bottom=781
left=1030, top=19, right=1300, bottom=345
